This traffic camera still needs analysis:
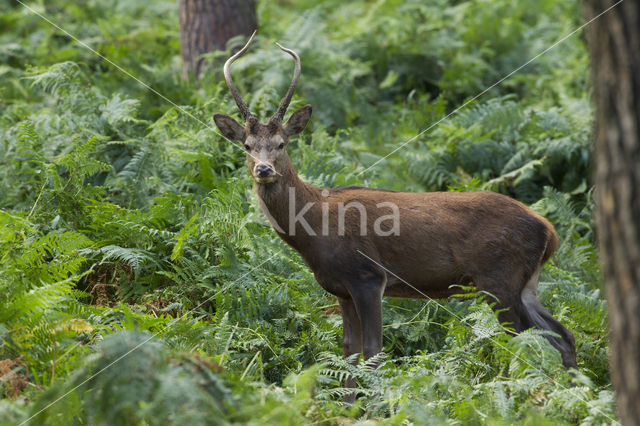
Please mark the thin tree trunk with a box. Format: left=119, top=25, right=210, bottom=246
left=179, top=0, right=256, bottom=81
left=586, top=0, right=640, bottom=424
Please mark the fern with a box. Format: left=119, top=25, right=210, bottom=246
left=56, top=136, right=112, bottom=185
left=101, top=93, right=147, bottom=128
left=94, top=245, right=158, bottom=278
left=26, top=62, right=84, bottom=96
left=14, top=120, right=42, bottom=168
left=28, top=332, right=232, bottom=425
left=0, top=0, right=615, bottom=423
left=6, top=279, right=76, bottom=321
left=0, top=121, right=44, bottom=208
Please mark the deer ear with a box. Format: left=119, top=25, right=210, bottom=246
left=213, top=114, right=246, bottom=142
left=283, top=105, right=312, bottom=137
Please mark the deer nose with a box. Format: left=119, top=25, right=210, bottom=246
left=256, top=164, right=274, bottom=178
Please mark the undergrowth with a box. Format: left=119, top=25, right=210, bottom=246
left=0, top=0, right=612, bottom=424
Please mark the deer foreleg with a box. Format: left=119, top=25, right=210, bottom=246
left=350, top=282, right=384, bottom=360
left=338, top=296, right=362, bottom=399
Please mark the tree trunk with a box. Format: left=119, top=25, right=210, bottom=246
left=586, top=0, right=640, bottom=424
left=179, top=0, right=257, bottom=81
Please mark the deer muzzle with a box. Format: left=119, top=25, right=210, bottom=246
left=254, top=163, right=276, bottom=182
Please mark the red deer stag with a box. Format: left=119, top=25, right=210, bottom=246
left=213, top=34, right=578, bottom=378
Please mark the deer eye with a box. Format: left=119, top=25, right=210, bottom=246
left=243, top=144, right=250, bottom=151
left=278, top=142, right=285, bottom=150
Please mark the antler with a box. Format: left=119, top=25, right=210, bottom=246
left=223, top=30, right=256, bottom=121
left=271, top=42, right=301, bottom=123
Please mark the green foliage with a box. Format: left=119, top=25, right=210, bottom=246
left=29, top=332, right=231, bottom=425
left=0, top=0, right=613, bottom=424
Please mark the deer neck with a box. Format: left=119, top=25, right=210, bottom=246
left=253, top=159, right=321, bottom=246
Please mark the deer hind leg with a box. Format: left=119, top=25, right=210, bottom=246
left=475, top=266, right=577, bottom=369
left=520, top=267, right=578, bottom=369
left=474, top=271, right=528, bottom=333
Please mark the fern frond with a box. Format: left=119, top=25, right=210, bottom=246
left=5, top=277, right=75, bottom=320
left=56, top=136, right=112, bottom=182
left=26, top=61, right=84, bottom=95
left=95, top=245, right=158, bottom=277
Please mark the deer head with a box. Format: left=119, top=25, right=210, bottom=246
left=213, top=32, right=312, bottom=184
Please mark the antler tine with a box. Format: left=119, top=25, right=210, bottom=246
left=223, top=30, right=257, bottom=121
left=272, top=42, right=301, bottom=123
